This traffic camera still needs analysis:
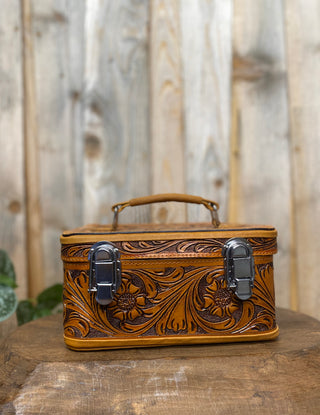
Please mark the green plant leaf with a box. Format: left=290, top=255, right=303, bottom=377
left=0, top=250, right=16, bottom=283
left=0, top=274, right=18, bottom=288
left=16, top=299, right=35, bottom=326
left=33, top=307, right=53, bottom=319
left=0, top=250, right=16, bottom=282
left=16, top=284, right=64, bottom=326
left=0, top=285, right=18, bottom=322
left=36, top=284, right=63, bottom=310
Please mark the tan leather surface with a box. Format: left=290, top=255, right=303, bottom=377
left=111, top=193, right=219, bottom=212
left=64, top=326, right=280, bottom=350
left=62, top=231, right=277, bottom=349
left=63, top=255, right=276, bottom=345
left=62, top=193, right=277, bottom=350
left=111, top=194, right=221, bottom=230
left=61, top=222, right=277, bottom=244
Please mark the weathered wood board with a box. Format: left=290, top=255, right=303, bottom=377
left=1, top=310, right=320, bottom=414
left=22, top=0, right=45, bottom=297
left=27, top=0, right=85, bottom=290
left=180, top=1, right=233, bottom=223
left=0, top=0, right=27, bottom=299
left=230, top=0, right=292, bottom=308
left=150, top=0, right=186, bottom=224
left=83, top=0, right=151, bottom=226
left=285, top=0, right=320, bottom=317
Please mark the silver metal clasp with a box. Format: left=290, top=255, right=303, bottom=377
left=88, top=242, right=121, bottom=305
left=222, top=238, right=255, bottom=300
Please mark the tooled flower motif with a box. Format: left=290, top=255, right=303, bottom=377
left=109, top=278, right=146, bottom=321
left=203, top=277, right=239, bottom=318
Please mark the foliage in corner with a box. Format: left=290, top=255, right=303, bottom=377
left=16, top=283, right=63, bottom=326
left=0, top=250, right=18, bottom=322
left=0, top=249, right=63, bottom=326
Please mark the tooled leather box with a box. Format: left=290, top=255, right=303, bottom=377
left=60, top=194, right=279, bottom=351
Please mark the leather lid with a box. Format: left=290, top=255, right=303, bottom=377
left=61, top=222, right=277, bottom=245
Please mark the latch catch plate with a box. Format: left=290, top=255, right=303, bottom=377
left=222, top=238, right=255, bottom=300
left=88, top=241, right=121, bottom=305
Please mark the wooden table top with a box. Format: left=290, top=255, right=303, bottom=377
left=1, top=308, right=320, bottom=414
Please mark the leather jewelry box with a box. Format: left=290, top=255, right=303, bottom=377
left=61, top=194, right=279, bottom=351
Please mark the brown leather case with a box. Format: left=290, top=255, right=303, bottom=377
left=61, top=194, right=278, bottom=351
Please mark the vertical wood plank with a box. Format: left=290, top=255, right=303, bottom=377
left=22, top=0, right=44, bottom=297
left=150, top=0, right=186, bottom=223
left=30, top=0, right=85, bottom=290
left=0, top=0, right=27, bottom=298
left=180, top=0, right=233, bottom=223
left=230, top=0, right=292, bottom=308
left=285, top=0, right=320, bottom=319
left=83, top=0, right=150, bottom=226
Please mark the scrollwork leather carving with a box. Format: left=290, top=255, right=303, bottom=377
left=64, top=261, right=276, bottom=340
left=61, top=237, right=277, bottom=261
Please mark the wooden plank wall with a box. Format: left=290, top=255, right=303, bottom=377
left=231, top=0, right=292, bottom=309
left=84, top=0, right=150, bottom=225
left=285, top=0, right=320, bottom=317
left=181, top=1, right=233, bottom=223
left=150, top=0, right=186, bottom=224
left=0, top=0, right=319, bottom=320
left=0, top=0, right=27, bottom=299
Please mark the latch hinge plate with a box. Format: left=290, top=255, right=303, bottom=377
left=222, top=238, right=255, bottom=300
left=88, top=241, right=121, bottom=305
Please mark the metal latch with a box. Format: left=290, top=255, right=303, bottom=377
left=222, top=238, right=255, bottom=300
left=88, top=242, right=121, bottom=305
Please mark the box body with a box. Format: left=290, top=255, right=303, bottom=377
left=61, top=223, right=278, bottom=350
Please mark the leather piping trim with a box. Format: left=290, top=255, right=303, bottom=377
left=62, top=226, right=275, bottom=236
left=64, top=326, right=279, bottom=351
left=61, top=228, right=277, bottom=245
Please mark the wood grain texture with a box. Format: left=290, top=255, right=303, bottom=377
left=150, top=0, right=186, bottom=224
left=180, top=0, right=233, bottom=223
left=22, top=0, right=44, bottom=297
left=0, top=314, right=17, bottom=342
left=30, top=0, right=85, bottom=289
left=1, top=0, right=320, bottom=320
left=230, top=0, right=292, bottom=308
left=1, top=309, right=320, bottom=414
left=0, top=0, right=27, bottom=299
left=83, top=0, right=150, bottom=226
left=285, top=0, right=320, bottom=319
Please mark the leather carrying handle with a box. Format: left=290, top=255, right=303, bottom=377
left=111, top=193, right=220, bottom=230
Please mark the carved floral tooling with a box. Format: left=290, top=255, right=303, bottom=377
left=64, top=261, right=275, bottom=339
left=202, top=277, right=240, bottom=318
left=108, top=278, right=146, bottom=321
left=61, top=237, right=277, bottom=261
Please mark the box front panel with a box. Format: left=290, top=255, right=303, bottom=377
left=62, top=237, right=277, bottom=348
